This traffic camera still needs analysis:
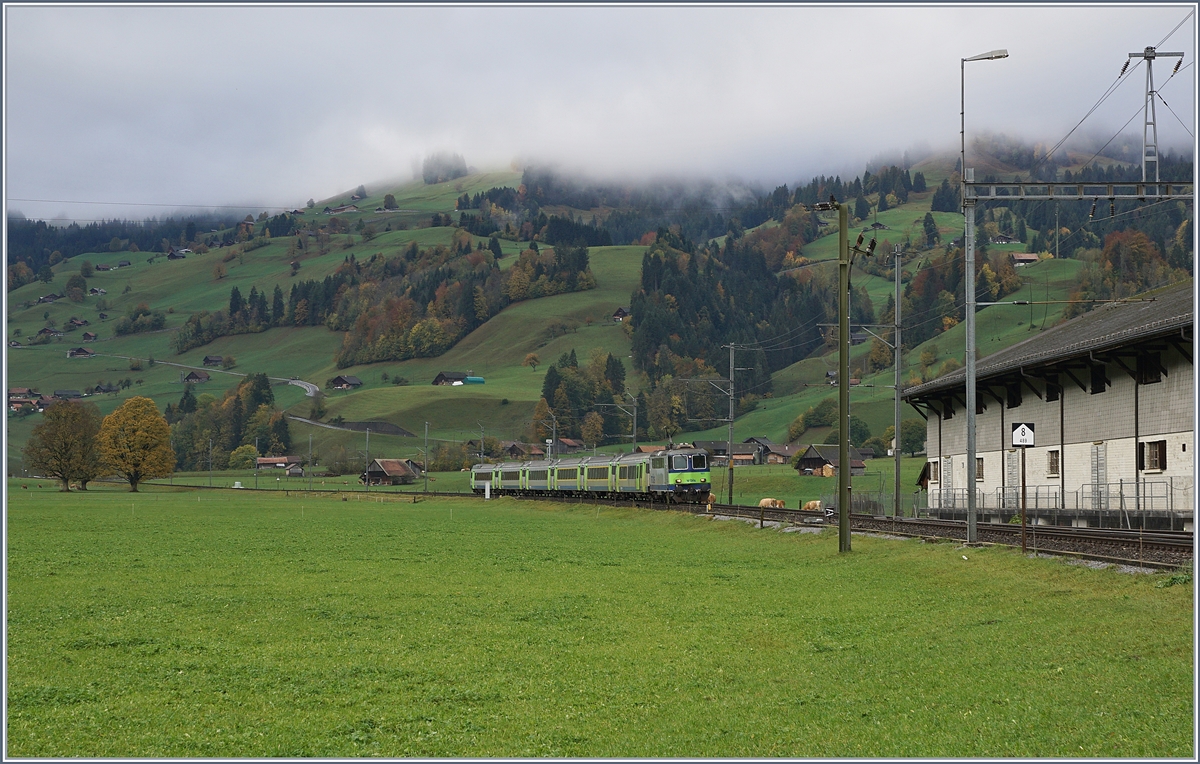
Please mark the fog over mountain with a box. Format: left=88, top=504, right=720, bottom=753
left=5, top=4, right=1195, bottom=221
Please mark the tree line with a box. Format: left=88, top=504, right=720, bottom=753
left=22, top=396, right=174, bottom=492
left=165, top=373, right=292, bottom=471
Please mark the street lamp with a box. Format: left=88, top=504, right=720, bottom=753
left=961, top=47, right=1007, bottom=544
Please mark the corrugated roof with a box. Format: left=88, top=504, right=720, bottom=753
left=904, top=280, right=1193, bottom=399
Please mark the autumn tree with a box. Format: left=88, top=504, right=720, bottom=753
left=524, top=352, right=540, bottom=372
left=581, top=411, right=605, bottom=447
left=23, top=400, right=104, bottom=491
left=383, top=193, right=398, bottom=210
left=213, top=262, right=227, bottom=280
left=98, top=396, right=174, bottom=492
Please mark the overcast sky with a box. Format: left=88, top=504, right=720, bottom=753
left=4, top=3, right=1196, bottom=222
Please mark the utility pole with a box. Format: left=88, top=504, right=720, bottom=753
left=965, top=185, right=978, bottom=544
left=477, top=422, right=485, bottom=463
left=208, top=437, right=213, bottom=488
left=1129, top=46, right=1184, bottom=182
left=837, top=203, right=851, bottom=552
left=626, top=391, right=639, bottom=452
left=424, top=421, right=429, bottom=493
left=308, top=433, right=313, bottom=492
left=893, top=245, right=903, bottom=518
left=255, top=437, right=259, bottom=490
left=365, top=427, right=370, bottom=493
left=726, top=344, right=736, bottom=505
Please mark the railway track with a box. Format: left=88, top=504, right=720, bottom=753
left=509, top=492, right=1193, bottom=569
left=144, top=482, right=1193, bottom=569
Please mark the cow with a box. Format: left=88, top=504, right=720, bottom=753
left=758, top=498, right=785, bottom=509
left=803, top=500, right=821, bottom=511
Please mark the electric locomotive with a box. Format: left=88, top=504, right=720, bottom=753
left=470, top=447, right=711, bottom=503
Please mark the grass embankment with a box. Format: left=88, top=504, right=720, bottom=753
left=7, top=484, right=1192, bottom=757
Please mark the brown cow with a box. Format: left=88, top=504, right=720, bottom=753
left=803, top=500, right=821, bottom=511
left=758, top=498, right=785, bottom=509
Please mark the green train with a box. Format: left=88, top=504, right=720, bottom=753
left=470, top=448, right=712, bottom=503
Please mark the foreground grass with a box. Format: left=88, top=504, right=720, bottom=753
left=6, top=484, right=1192, bottom=757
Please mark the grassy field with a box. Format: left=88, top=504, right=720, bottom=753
left=6, top=483, right=1192, bottom=757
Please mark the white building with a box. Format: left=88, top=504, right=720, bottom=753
left=903, top=281, right=1193, bottom=530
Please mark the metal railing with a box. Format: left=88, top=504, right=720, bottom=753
left=921, top=478, right=1193, bottom=515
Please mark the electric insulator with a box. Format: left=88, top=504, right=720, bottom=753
left=1089, top=200, right=1097, bottom=219
left=1120, top=60, right=1130, bottom=76
left=1173, top=59, right=1182, bottom=75
left=1110, top=200, right=1116, bottom=218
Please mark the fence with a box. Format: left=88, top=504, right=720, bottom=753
left=920, top=477, right=1193, bottom=515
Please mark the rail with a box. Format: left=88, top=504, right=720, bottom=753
left=138, top=480, right=1192, bottom=567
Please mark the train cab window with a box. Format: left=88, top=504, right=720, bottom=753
left=671, top=455, right=689, bottom=471
left=691, top=453, right=707, bottom=470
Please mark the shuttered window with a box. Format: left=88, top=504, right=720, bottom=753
left=1047, top=450, right=1060, bottom=476
left=1139, top=440, right=1167, bottom=471
left=528, top=470, right=548, bottom=481
left=501, top=471, right=520, bottom=481
left=556, top=468, right=577, bottom=480
left=586, top=467, right=608, bottom=480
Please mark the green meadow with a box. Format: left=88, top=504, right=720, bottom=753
left=6, top=484, right=1192, bottom=757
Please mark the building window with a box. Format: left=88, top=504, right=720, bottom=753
left=1047, top=449, right=1060, bottom=476
left=1045, top=375, right=1060, bottom=402
left=1090, top=363, right=1108, bottom=394
left=1139, top=440, right=1167, bottom=471
left=975, top=457, right=984, bottom=481
left=928, top=461, right=939, bottom=483
left=1005, top=381, right=1022, bottom=409
left=941, top=401, right=953, bottom=420
left=1137, top=353, right=1162, bottom=385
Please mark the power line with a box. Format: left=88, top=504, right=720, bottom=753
left=1157, top=10, right=1194, bottom=47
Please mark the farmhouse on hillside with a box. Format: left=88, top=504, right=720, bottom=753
left=329, top=375, right=363, bottom=390
left=203, top=355, right=223, bottom=367
left=182, top=370, right=210, bottom=384
left=67, top=347, right=94, bottom=358
left=903, top=280, right=1193, bottom=529
left=431, top=371, right=467, bottom=386
left=612, top=307, right=629, bottom=322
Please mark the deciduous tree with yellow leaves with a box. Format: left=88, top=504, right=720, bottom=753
left=99, top=396, right=174, bottom=492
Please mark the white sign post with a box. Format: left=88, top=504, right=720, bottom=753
left=1012, top=424, right=1034, bottom=552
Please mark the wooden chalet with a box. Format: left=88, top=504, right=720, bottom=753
left=329, top=375, right=363, bottom=389
left=501, top=441, right=545, bottom=460
left=117, top=260, right=132, bottom=268
left=612, top=307, right=630, bottom=322
left=82, top=332, right=98, bottom=342
left=8, top=397, right=39, bottom=412
left=67, top=347, right=95, bottom=358
left=362, top=458, right=417, bottom=486
left=95, top=263, right=111, bottom=271
left=432, top=371, right=467, bottom=386
left=257, top=456, right=300, bottom=469
left=203, top=355, right=223, bottom=367
left=38, top=293, right=61, bottom=304
left=8, top=387, right=38, bottom=398
left=1011, top=252, right=1040, bottom=266
left=93, top=383, right=120, bottom=394
left=763, top=443, right=803, bottom=464
left=794, top=444, right=865, bottom=476
left=182, top=370, right=210, bottom=383
left=53, top=390, right=83, bottom=400
left=36, top=327, right=64, bottom=338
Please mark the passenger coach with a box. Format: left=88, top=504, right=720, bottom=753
left=471, top=448, right=711, bottom=503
